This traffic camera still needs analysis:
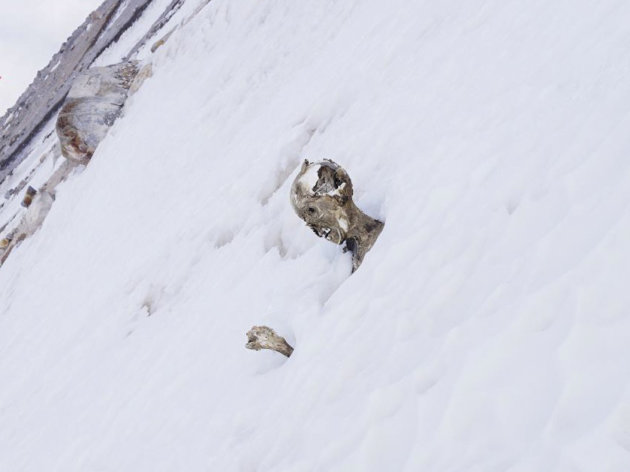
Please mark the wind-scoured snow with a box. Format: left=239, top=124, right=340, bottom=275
left=2, top=1, right=630, bottom=471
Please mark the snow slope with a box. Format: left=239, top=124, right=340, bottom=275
left=2, top=0, right=630, bottom=470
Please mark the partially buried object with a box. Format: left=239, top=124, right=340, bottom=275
left=245, top=326, right=294, bottom=358
left=290, top=159, right=384, bottom=272
left=56, top=61, right=139, bottom=161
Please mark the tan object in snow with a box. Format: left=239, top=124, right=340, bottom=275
left=291, top=159, right=384, bottom=272
left=245, top=326, right=294, bottom=358
left=56, top=61, right=139, bottom=161
left=0, top=237, right=11, bottom=250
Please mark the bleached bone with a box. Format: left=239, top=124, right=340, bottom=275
left=290, top=159, right=384, bottom=272
left=245, top=326, right=294, bottom=358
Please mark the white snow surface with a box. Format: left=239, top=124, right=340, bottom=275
left=2, top=1, right=630, bottom=470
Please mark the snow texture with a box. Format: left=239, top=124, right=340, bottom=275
left=2, top=0, right=630, bottom=471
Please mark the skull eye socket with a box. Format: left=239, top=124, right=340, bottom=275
left=307, top=207, right=316, bottom=215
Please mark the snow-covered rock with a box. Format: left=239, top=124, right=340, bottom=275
left=56, top=61, right=139, bottom=161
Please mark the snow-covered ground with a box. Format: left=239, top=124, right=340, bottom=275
left=2, top=0, right=630, bottom=470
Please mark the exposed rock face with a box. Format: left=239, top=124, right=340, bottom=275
left=56, top=62, right=139, bottom=161
left=291, top=159, right=384, bottom=272
left=245, top=326, right=294, bottom=358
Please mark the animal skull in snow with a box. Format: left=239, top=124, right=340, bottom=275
left=290, top=159, right=384, bottom=272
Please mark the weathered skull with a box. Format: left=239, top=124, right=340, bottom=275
left=290, top=159, right=383, bottom=272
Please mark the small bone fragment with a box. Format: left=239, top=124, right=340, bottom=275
left=245, top=326, right=294, bottom=358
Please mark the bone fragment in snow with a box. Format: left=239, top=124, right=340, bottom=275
left=245, top=326, right=294, bottom=358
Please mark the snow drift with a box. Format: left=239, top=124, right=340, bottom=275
left=2, top=0, right=630, bottom=471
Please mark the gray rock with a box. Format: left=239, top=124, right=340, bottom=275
left=56, top=62, right=139, bottom=161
